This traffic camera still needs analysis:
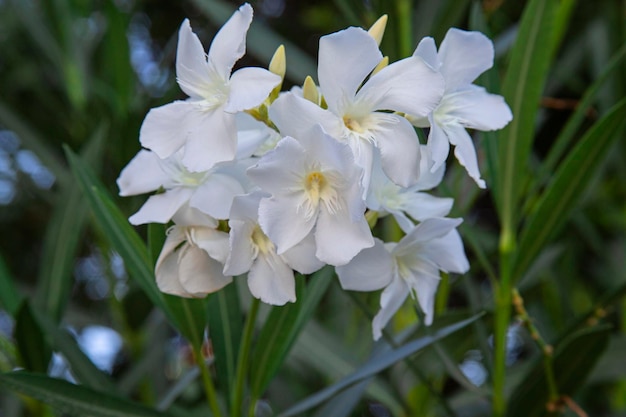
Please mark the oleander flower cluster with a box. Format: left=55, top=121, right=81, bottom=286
left=117, top=3, right=512, bottom=340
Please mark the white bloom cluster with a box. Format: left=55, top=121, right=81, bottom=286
left=117, top=4, right=512, bottom=339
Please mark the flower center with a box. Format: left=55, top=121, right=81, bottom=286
left=299, top=170, right=342, bottom=220
left=304, top=171, right=327, bottom=201
left=251, top=225, right=274, bottom=255
left=343, top=116, right=365, bottom=133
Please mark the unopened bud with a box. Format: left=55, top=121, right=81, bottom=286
left=269, top=45, right=286, bottom=79
left=368, top=15, right=388, bottom=46
left=302, top=76, right=320, bottom=105
left=372, top=56, right=389, bottom=76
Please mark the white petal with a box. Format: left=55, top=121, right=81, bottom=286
left=281, top=232, right=324, bottom=274
left=246, top=136, right=307, bottom=194
left=402, top=193, right=453, bottom=222
left=269, top=93, right=343, bottom=139
left=414, top=144, right=446, bottom=190
left=413, top=37, right=439, bottom=69
left=176, top=19, right=212, bottom=99
left=407, top=266, right=441, bottom=326
left=318, top=27, right=382, bottom=113
left=395, top=217, right=463, bottom=256
left=224, top=220, right=255, bottom=276
left=171, top=204, right=218, bottom=228
left=155, top=227, right=190, bottom=296
left=178, top=245, right=232, bottom=296
left=336, top=238, right=393, bottom=291
left=140, top=101, right=193, bottom=159
left=358, top=56, right=444, bottom=118
left=193, top=227, right=230, bottom=264
left=444, top=86, right=512, bottom=131
left=248, top=252, right=296, bottom=305
left=235, top=112, right=276, bottom=159
left=182, top=108, right=237, bottom=172
left=190, top=173, right=245, bottom=219
left=372, top=275, right=409, bottom=340
left=421, top=229, right=470, bottom=274
left=258, top=195, right=316, bottom=255
left=427, top=114, right=451, bottom=173
left=375, top=114, right=421, bottom=187
left=117, top=150, right=171, bottom=196
left=208, top=3, right=253, bottom=80
left=390, top=210, right=416, bottom=234
left=315, top=203, right=374, bottom=266
left=439, top=28, right=494, bottom=92
left=129, top=188, right=194, bottom=225
left=226, top=67, right=281, bottom=112
left=446, top=123, right=486, bottom=188
left=229, top=191, right=266, bottom=222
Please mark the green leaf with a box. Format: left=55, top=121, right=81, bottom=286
left=250, top=266, right=333, bottom=398
left=165, top=297, right=208, bottom=349
left=0, top=371, right=173, bottom=417
left=34, top=124, right=106, bottom=322
left=190, top=0, right=317, bottom=83
left=514, top=99, right=626, bottom=281
left=497, top=0, right=558, bottom=236
left=14, top=303, right=52, bottom=374
left=207, top=282, right=242, bottom=391
left=278, top=313, right=483, bottom=416
left=29, top=308, right=118, bottom=394
left=0, top=254, right=22, bottom=316
left=507, top=325, right=611, bottom=417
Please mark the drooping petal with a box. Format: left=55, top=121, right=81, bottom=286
left=426, top=114, right=451, bottom=173
left=420, top=229, right=469, bottom=274
left=372, top=275, right=409, bottom=340
left=443, top=86, right=513, bottom=131
left=318, top=27, right=382, bottom=113
left=172, top=204, right=218, bottom=228
left=193, top=227, right=230, bottom=264
left=414, top=144, right=446, bottom=190
left=438, top=28, right=494, bottom=92
left=207, top=3, right=253, bottom=80
left=375, top=114, right=421, bottom=187
left=155, top=227, right=189, bottom=296
left=413, top=36, right=439, bottom=69
left=176, top=19, right=212, bottom=99
left=446, top=123, right=486, bottom=188
left=389, top=209, right=416, bottom=234
left=248, top=251, right=296, bottom=305
left=129, top=188, right=194, bottom=225
left=405, top=263, right=441, bottom=326
left=258, top=194, right=316, bottom=255
left=281, top=232, right=325, bottom=274
left=117, top=150, right=172, bottom=196
left=140, top=101, right=194, bottom=159
left=336, top=238, right=393, bottom=291
left=190, top=173, right=245, bottom=219
left=182, top=107, right=237, bottom=172
left=226, top=67, right=281, bottom=113
left=269, top=93, right=344, bottom=139
left=402, top=193, right=453, bottom=222
left=357, top=56, right=444, bottom=118
left=235, top=112, right=278, bottom=159
left=223, top=220, right=256, bottom=276
left=315, top=202, right=374, bottom=266
left=178, top=244, right=232, bottom=296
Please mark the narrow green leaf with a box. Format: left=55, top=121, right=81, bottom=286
left=190, top=0, right=317, bottom=83
left=65, top=147, right=168, bottom=312
left=0, top=254, right=22, bottom=316
left=35, top=125, right=106, bottom=322
left=250, top=266, right=333, bottom=398
left=165, top=297, right=208, bottom=349
left=207, top=282, right=242, bottom=391
left=278, top=313, right=483, bottom=416
left=0, top=371, right=173, bottom=417
left=14, top=303, right=52, bottom=373
left=507, top=325, right=611, bottom=417
left=514, top=99, right=626, bottom=281
left=497, top=0, right=558, bottom=235
left=30, top=308, right=118, bottom=394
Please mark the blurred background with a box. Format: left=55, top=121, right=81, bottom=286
left=0, top=0, right=625, bottom=416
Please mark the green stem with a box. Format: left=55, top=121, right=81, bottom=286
left=231, top=298, right=260, bottom=417
left=194, top=344, right=223, bottom=417
left=493, top=230, right=515, bottom=417
left=395, top=0, right=413, bottom=58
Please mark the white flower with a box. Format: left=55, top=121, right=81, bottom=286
left=224, top=192, right=324, bottom=305
left=155, top=206, right=231, bottom=298
left=413, top=28, right=513, bottom=188
left=269, top=27, right=444, bottom=191
left=366, top=147, right=453, bottom=233
left=139, top=4, right=281, bottom=172
left=117, top=149, right=249, bottom=225
left=247, top=125, right=374, bottom=266
left=336, top=218, right=469, bottom=340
